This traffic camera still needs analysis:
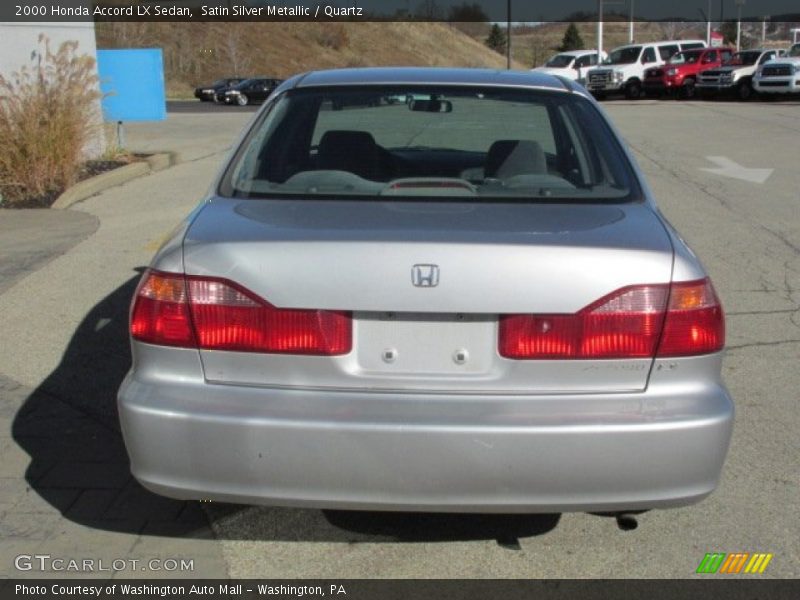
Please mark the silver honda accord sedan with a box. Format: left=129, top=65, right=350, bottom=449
left=118, top=68, right=733, bottom=513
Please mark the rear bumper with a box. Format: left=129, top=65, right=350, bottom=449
left=118, top=354, right=733, bottom=513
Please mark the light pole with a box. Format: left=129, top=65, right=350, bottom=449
left=597, top=0, right=603, bottom=63
left=735, top=0, right=745, bottom=52
left=506, top=0, right=511, bottom=70
left=707, top=0, right=712, bottom=46
left=628, top=0, right=634, bottom=43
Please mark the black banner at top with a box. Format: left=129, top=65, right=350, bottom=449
left=4, top=1, right=800, bottom=23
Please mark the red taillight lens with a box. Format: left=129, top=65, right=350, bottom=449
left=656, top=279, right=725, bottom=357
left=499, top=285, right=668, bottom=359
left=499, top=278, right=724, bottom=360
left=130, top=271, right=196, bottom=347
left=130, top=270, right=352, bottom=355
left=186, top=276, right=351, bottom=355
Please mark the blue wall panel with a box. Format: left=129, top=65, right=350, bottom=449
left=97, top=49, right=166, bottom=122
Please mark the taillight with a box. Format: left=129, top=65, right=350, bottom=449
left=499, top=284, right=668, bottom=359
left=499, top=278, right=724, bottom=360
left=130, top=270, right=351, bottom=355
left=130, top=271, right=195, bottom=347
left=656, top=279, right=725, bottom=357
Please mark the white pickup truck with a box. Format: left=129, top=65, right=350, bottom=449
left=585, top=40, right=706, bottom=99
left=696, top=48, right=783, bottom=100
left=754, top=43, right=800, bottom=96
left=532, top=49, right=607, bottom=83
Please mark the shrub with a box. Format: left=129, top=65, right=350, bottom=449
left=485, top=24, right=507, bottom=55
left=314, top=23, right=349, bottom=50
left=559, top=23, right=585, bottom=52
left=0, top=35, right=101, bottom=206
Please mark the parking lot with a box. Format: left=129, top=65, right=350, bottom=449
left=0, top=97, right=797, bottom=579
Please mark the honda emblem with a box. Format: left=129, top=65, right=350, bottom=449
left=411, top=264, right=439, bottom=288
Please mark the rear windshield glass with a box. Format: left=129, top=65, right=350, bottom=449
left=220, top=86, right=641, bottom=202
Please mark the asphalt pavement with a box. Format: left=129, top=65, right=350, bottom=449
left=0, top=98, right=797, bottom=579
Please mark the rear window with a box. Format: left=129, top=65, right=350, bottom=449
left=221, top=85, right=641, bottom=203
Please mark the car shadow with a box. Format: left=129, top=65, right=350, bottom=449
left=11, top=270, right=561, bottom=543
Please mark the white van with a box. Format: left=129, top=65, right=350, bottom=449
left=532, top=49, right=608, bottom=82
left=585, top=40, right=706, bottom=99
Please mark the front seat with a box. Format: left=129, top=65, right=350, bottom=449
left=484, top=140, right=547, bottom=179
left=317, top=130, right=390, bottom=181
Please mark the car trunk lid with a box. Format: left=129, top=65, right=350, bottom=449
left=181, top=197, right=674, bottom=393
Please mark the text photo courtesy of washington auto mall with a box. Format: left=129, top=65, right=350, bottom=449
left=0, top=1, right=799, bottom=599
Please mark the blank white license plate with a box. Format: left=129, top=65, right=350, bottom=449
left=355, top=312, right=496, bottom=375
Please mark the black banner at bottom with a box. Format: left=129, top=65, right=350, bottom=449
left=2, top=580, right=799, bottom=600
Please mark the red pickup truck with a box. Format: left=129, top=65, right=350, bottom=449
left=644, top=47, right=734, bottom=99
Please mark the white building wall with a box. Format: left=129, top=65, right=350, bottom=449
left=0, top=22, right=105, bottom=156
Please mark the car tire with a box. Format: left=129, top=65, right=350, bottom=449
left=737, top=80, right=753, bottom=101
left=679, top=79, right=696, bottom=100
left=237, top=94, right=249, bottom=106
left=624, top=80, right=643, bottom=100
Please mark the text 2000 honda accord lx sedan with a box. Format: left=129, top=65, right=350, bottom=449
left=118, top=68, right=733, bottom=513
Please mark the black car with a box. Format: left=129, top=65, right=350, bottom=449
left=194, top=78, right=246, bottom=102
left=221, top=78, right=283, bottom=106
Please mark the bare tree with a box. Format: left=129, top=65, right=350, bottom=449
left=530, top=35, right=556, bottom=68
left=415, top=0, right=443, bottom=20
left=216, top=28, right=252, bottom=76
left=96, top=22, right=152, bottom=48
left=657, top=21, right=696, bottom=40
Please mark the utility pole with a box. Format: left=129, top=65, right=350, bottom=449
left=506, top=0, right=511, bottom=70
left=628, top=0, right=634, bottom=43
left=735, top=0, right=745, bottom=52
left=597, top=0, right=603, bottom=64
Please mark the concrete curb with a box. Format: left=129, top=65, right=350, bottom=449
left=52, top=152, right=177, bottom=209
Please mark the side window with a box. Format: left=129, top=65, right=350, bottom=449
left=576, top=56, right=591, bottom=68
left=659, top=45, right=679, bottom=60
left=642, top=47, right=657, bottom=64
left=759, top=52, right=774, bottom=65
left=588, top=54, right=598, bottom=65
left=720, top=50, right=732, bottom=63
left=705, top=51, right=718, bottom=63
